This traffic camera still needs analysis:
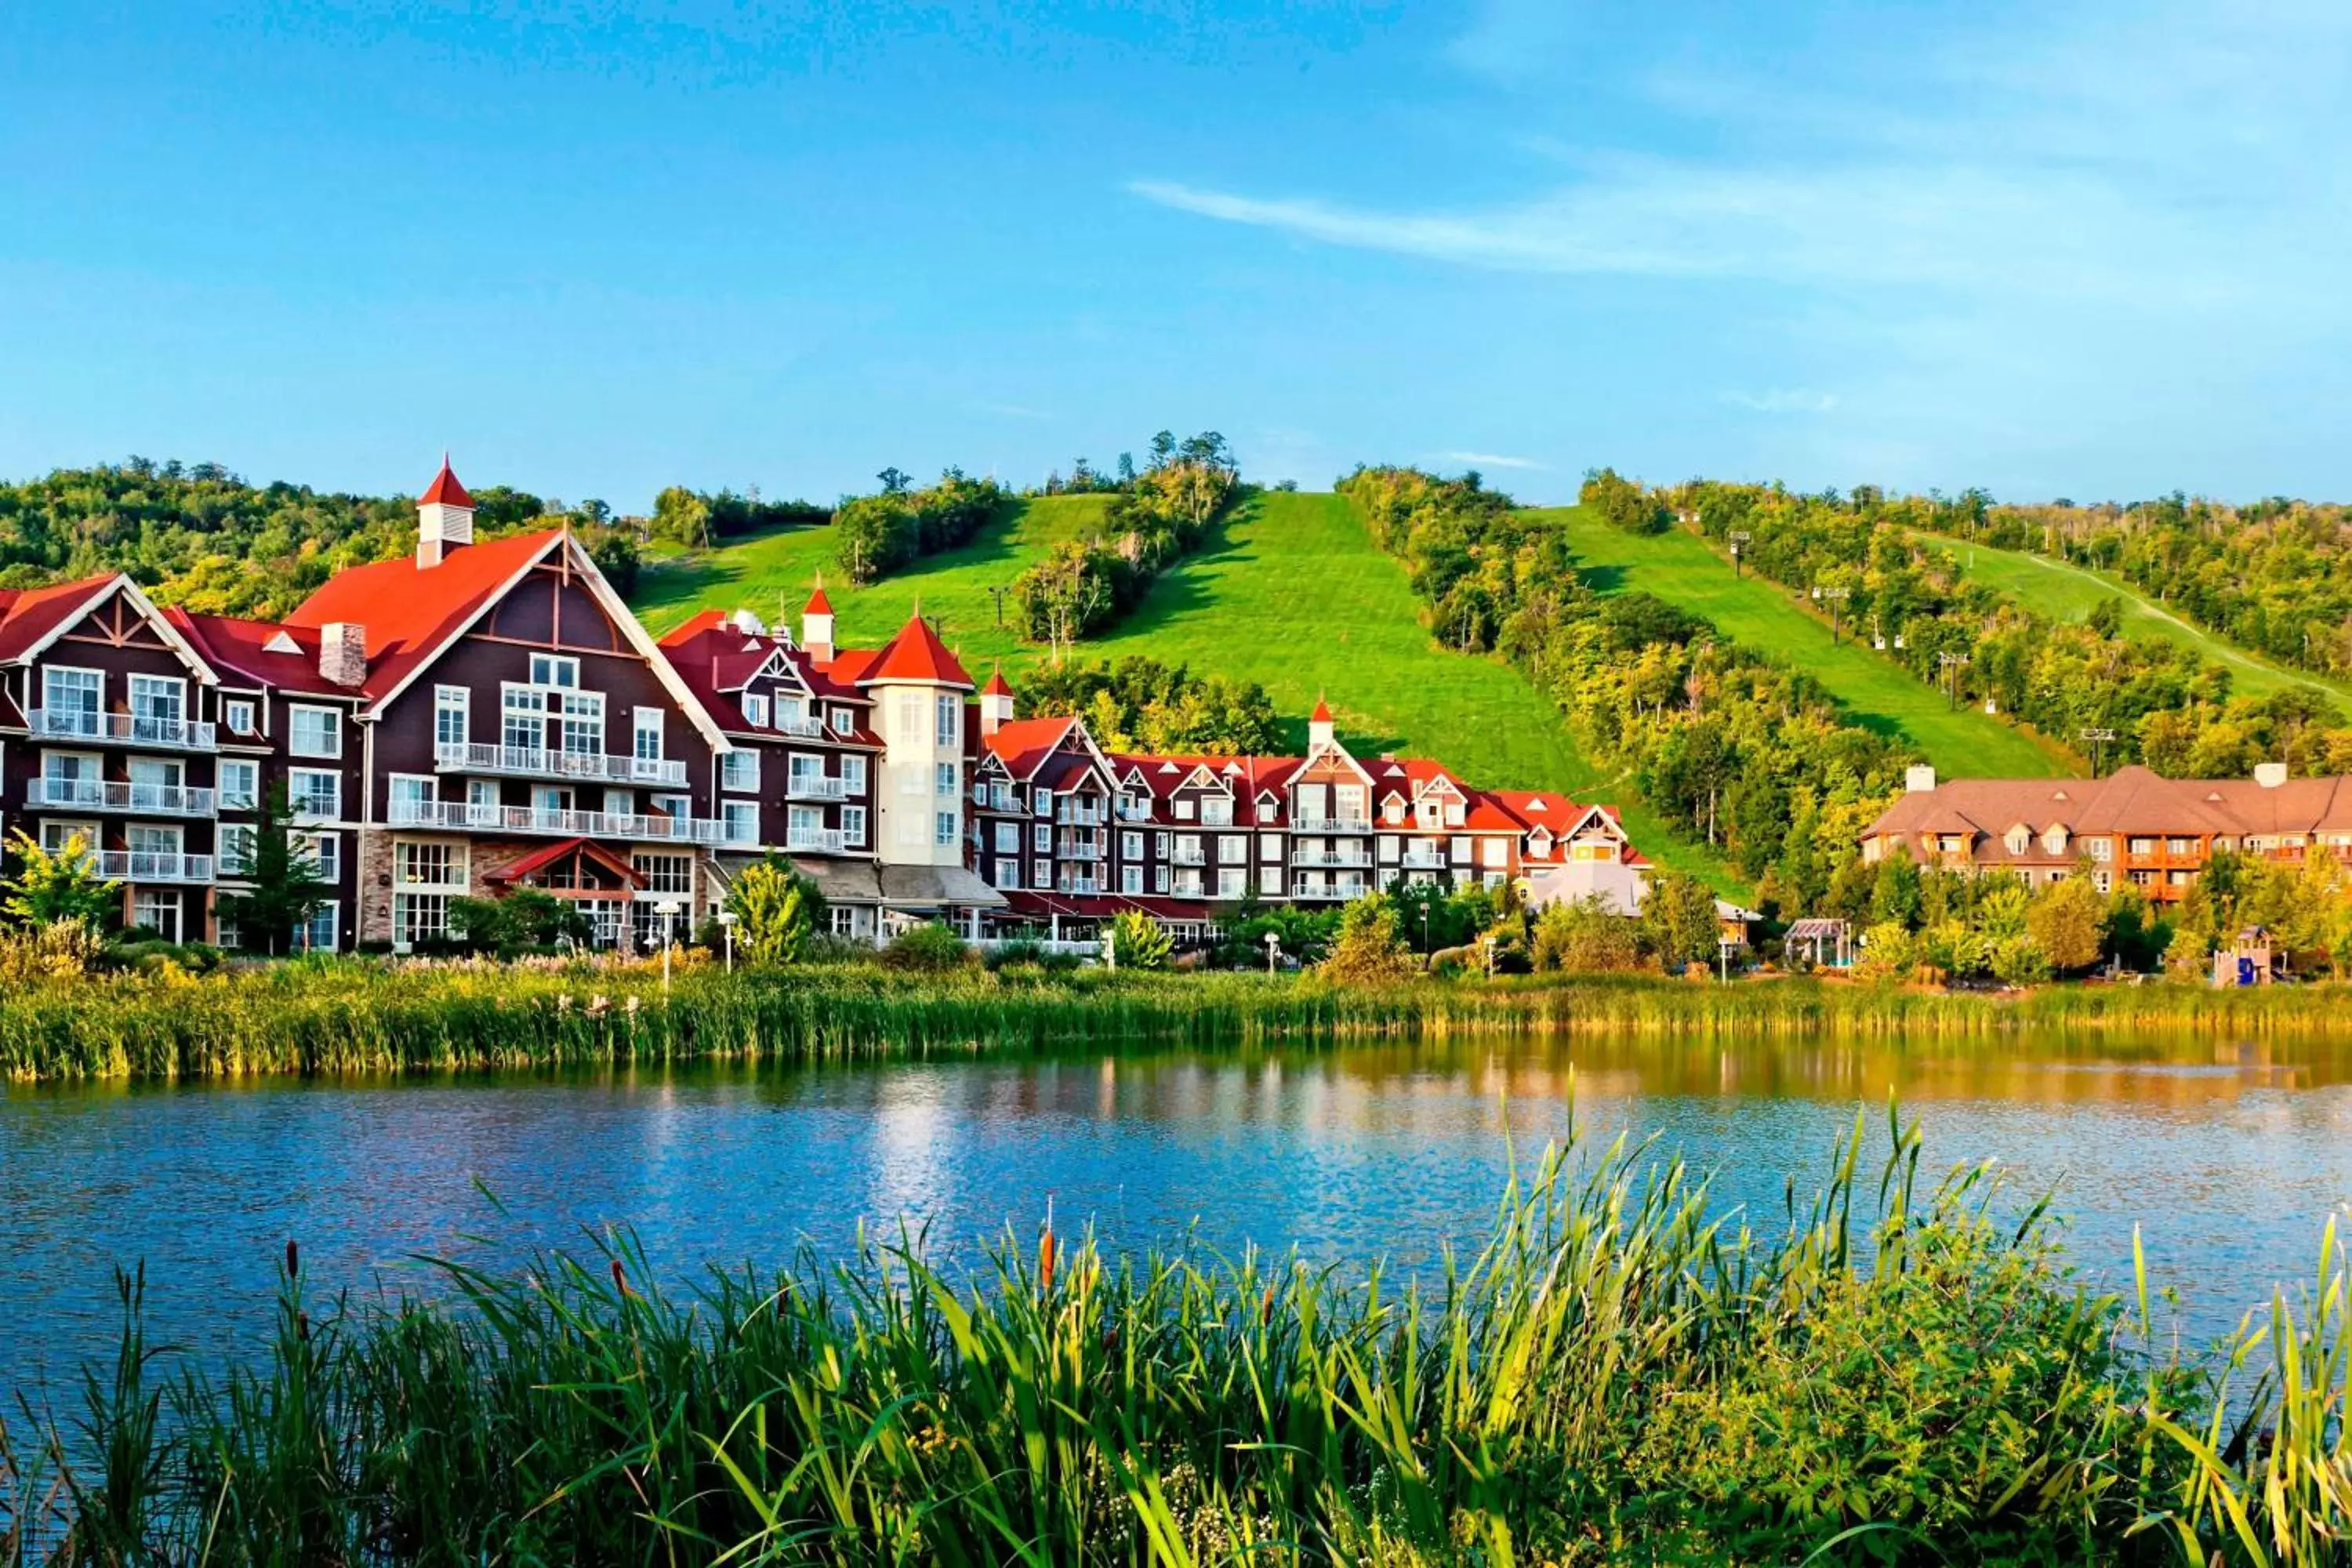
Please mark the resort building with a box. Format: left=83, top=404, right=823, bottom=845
left=1858, top=762, right=2352, bottom=904
left=0, top=461, right=1642, bottom=950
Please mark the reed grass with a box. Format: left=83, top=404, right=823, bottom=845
left=13, top=959, right=2352, bottom=1083
left=4, top=1110, right=2348, bottom=1563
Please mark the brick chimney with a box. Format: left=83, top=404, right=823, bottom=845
left=1905, top=764, right=1937, bottom=793
left=319, top=622, right=367, bottom=688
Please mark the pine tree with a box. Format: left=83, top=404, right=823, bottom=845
left=218, top=784, right=331, bottom=954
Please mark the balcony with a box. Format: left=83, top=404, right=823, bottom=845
left=1055, top=802, right=1106, bottom=826
left=26, top=779, right=216, bottom=816
left=1116, top=801, right=1153, bottom=822
left=1292, top=877, right=1371, bottom=900
left=435, top=741, right=688, bottom=788
left=31, top=708, right=219, bottom=752
left=93, top=851, right=214, bottom=884
left=786, top=827, right=847, bottom=854
left=1400, top=848, right=1448, bottom=870
left=772, top=715, right=829, bottom=739
left=1294, top=815, right=1372, bottom=834
left=1058, top=834, right=1105, bottom=859
left=1293, top=848, right=1373, bottom=868
left=787, top=773, right=850, bottom=801
left=1171, top=846, right=1207, bottom=866
left=388, top=798, right=749, bottom=845
left=1058, top=877, right=1103, bottom=896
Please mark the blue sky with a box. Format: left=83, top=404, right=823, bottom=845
left=2, top=1, right=2345, bottom=510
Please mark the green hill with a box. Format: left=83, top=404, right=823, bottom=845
left=1522, top=508, right=2076, bottom=780
left=1919, top=532, right=2352, bottom=710
left=630, top=492, right=1746, bottom=890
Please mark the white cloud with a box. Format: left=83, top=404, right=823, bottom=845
left=1722, top=390, right=1837, bottom=416
left=1433, top=449, right=1547, bottom=470
left=973, top=401, right=1053, bottom=420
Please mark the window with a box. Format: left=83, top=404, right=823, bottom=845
left=1032, top=860, right=1053, bottom=891
left=434, top=686, right=469, bottom=749
left=896, top=697, right=921, bottom=741
left=1202, top=797, right=1233, bottom=826
left=1261, top=866, right=1283, bottom=895
left=529, top=654, right=579, bottom=688
left=832, top=705, right=857, bottom=735
left=44, top=666, right=102, bottom=720
left=1218, top=836, right=1247, bottom=865
left=1122, top=830, right=1143, bottom=860
left=1337, top=786, right=1367, bottom=820
left=218, top=759, right=259, bottom=811
left=935, top=762, right=956, bottom=797
left=127, top=822, right=182, bottom=858
left=393, top=895, right=448, bottom=949
left=389, top=775, right=436, bottom=815
left=297, top=905, right=338, bottom=953
left=503, top=687, right=543, bottom=751
left=841, top=805, right=867, bottom=847
left=1033, top=822, right=1051, bottom=853
left=634, top=708, right=663, bottom=761
left=935, top=811, right=957, bottom=846
left=995, top=857, right=1022, bottom=890
left=2167, top=837, right=2194, bottom=857
left=300, top=832, right=341, bottom=884
left=215, top=909, right=242, bottom=951
left=636, top=854, right=693, bottom=895
left=842, top=756, right=868, bottom=794
left=394, top=841, right=463, bottom=887
left=1218, top=868, right=1247, bottom=899
left=132, top=890, right=181, bottom=943
left=721, top=750, right=760, bottom=792
left=1174, top=797, right=1195, bottom=821
left=1035, top=789, right=1054, bottom=818
left=604, top=787, right=635, bottom=816
left=742, top=693, right=770, bottom=728
left=935, top=693, right=959, bottom=746
left=1482, top=837, right=1508, bottom=868
left=560, top=691, right=603, bottom=754
left=289, top=706, right=342, bottom=759
left=219, top=823, right=256, bottom=876
left=724, top=801, right=759, bottom=843
left=2086, top=837, right=2114, bottom=862
left=1260, top=833, right=1282, bottom=861
left=900, top=765, right=926, bottom=797
left=996, top=822, right=1021, bottom=853
left=288, top=768, right=340, bottom=819
left=469, top=779, right=501, bottom=810
left=224, top=699, right=256, bottom=735
left=129, top=674, right=184, bottom=728
left=1154, top=865, right=1170, bottom=894
left=1155, top=832, right=1171, bottom=856
left=1122, top=865, right=1143, bottom=895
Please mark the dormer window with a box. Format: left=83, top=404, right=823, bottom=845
left=2005, top=826, right=2030, bottom=855
left=1385, top=798, right=1405, bottom=823
left=2042, top=825, right=2069, bottom=855
left=742, top=694, right=770, bottom=728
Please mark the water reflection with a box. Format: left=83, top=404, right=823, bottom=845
left=5, top=1031, right=2351, bottom=1408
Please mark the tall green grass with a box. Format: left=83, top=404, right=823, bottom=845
left=5, top=1110, right=2348, bottom=1563
left=16, top=961, right=2352, bottom=1083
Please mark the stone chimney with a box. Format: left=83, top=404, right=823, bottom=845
left=1905, top=764, right=1937, bottom=793
left=2255, top=761, right=2289, bottom=789
left=319, top=622, right=367, bottom=688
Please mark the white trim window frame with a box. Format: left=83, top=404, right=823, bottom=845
left=287, top=767, right=342, bottom=821
left=721, top=749, right=760, bottom=793
left=217, top=758, right=260, bottom=811
left=841, top=804, right=867, bottom=847
left=41, top=666, right=103, bottom=731
left=434, top=685, right=470, bottom=749
left=288, top=704, right=343, bottom=760
left=742, top=693, right=770, bottom=728
left=634, top=706, right=665, bottom=761
left=223, top=697, right=257, bottom=735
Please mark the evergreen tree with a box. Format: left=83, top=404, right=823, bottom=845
left=218, top=784, right=331, bottom=954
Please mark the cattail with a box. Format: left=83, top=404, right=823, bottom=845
left=285, top=1238, right=299, bottom=1279
left=1261, top=1284, right=1276, bottom=1325
left=611, top=1258, right=630, bottom=1299
left=1039, top=1225, right=1057, bottom=1296
left=296, top=1310, right=310, bottom=1343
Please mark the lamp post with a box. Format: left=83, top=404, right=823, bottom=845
left=1264, top=931, right=1280, bottom=976
left=1812, top=583, right=1850, bottom=642
left=989, top=584, right=1010, bottom=628
left=655, top=899, right=682, bottom=993
left=1727, top=529, right=1751, bottom=576
left=717, top=909, right=738, bottom=973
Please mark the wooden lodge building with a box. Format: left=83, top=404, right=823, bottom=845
left=1859, top=762, right=2352, bottom=903
left=0, top=462, right=1646, bottom=951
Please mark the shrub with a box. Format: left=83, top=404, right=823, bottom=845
left=878, top=922, right=971, bottom=972
left=724, top=857, right=826, bottom=966
left=1320, top=895, right=1414, bottom=985
left=1531, top=897, right=1643, bottom=973
left=1103, top=911, right=1173, bottom=971
left=0, top=917, right=105, bottom=982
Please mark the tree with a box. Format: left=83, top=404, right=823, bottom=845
left=2025, top=875, right=2106, bottom=973
left=1104, top=910, right=1173, bottom=971
left=726, top=856, right=826, bottom=966
left=1320, top=895, right=1414, bottom=984
left=877, top=466, right=912, bottom=495
left=2, top=830, right=118, bottom=928
left=448, top=889, right=590, bottom=953
left=652, top=485, right=714, bottom=549
left=1531, top=896, right=1643, bottom=973
left=216, top=784, right=332, bottom=954
left=1639, top=871, right=1719, bottom=972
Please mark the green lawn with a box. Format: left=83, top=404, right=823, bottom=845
left=1917, top=533, right=2352, bottom=709
left=631, top=491, right=1747, bottom=891
left=1523, top=510, right=2075, bottom=780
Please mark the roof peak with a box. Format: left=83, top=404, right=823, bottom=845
left=419, top=456, right=475, bottom=510
left=804, top=572, right=833, bottom=616
left=857, top=610, right=974, bottom=689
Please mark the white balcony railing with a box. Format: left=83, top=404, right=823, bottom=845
left=1057, top=835, right=1105, bottom=859
left=1294, top=815, right=1372, bottom=834
left=786, top=774, right=849, bottom=801
left=1171, top=847, right=1206, bottom=866
left=786, top=828, right=847, bottom=854
left=1401, top=850, right=1448, bottom=869
left=1293, top=878, right=1371, bottom=900
left=1055, top=803, right=1106, bottom=826
left=388, top=798, right=749, bottom=845
left=26, top=779, right=216, bottom=816
left=31, top=709, right=217, bottom=751
left=1058, top=877, right=1102, bottom=895
left=773, top=716, right=829, bottom=739
left=434, top=741, right=688, bottom=787
left=1293, top=849, right=1373, bottom=867
left=91, top=851, right=214, bottom=884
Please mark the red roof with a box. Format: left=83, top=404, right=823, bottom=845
left=0, top=575, right=118, bottom=662
left=419, top=459, right=474, bottom=510
left=984, top=717, right=1081, bottom=779
left=282, top=527, right=562, bottom=701
left=804, top=583, right=833, bottom=615
left=982, top=666, right=1012, bottom=698
left=1311, top=695, right=1332, bottom=723
left=858, top=612, right=973, bottom=688
left=168, top=611, right=345, bottom=694
left=487, top=837, right=648, bottom=887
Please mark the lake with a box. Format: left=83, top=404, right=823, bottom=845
left=7, top=1029, right=2352, bottom=1409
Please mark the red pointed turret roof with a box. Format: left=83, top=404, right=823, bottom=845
left=1311, top=694, right=1332, bottom=723
left=982, top=665, right=1013, bottom=698
left=804, top=579, right=833, bottom=615
left=419, top=457, right=474, bottom=510
left=858, top=612, right=973, bottom=688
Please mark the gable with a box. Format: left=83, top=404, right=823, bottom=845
left=33, top=580, right=218, bottom=684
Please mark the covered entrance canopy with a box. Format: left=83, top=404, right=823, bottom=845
left=487, top=837, right=648, bottom=895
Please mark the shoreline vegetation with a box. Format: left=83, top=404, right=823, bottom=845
left=14, top=958, right=2352, bottom=1083
left=4, top=1114, right=2347, bottom=1563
